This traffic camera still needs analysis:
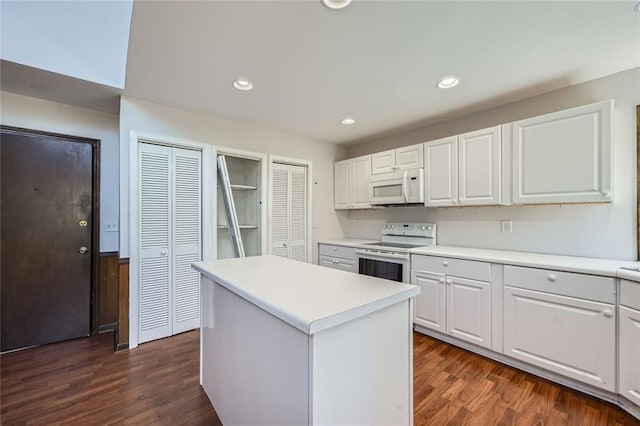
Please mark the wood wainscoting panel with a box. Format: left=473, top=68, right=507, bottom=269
left=117, top=258, right=130, bottom=351
left=97, top=253, right=119, bottom=333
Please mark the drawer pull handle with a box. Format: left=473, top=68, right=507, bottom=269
left=547, top=274, right=557, bottom=282
left=443, top=261, right=449, bottom=267
left=602, top=309, right=613, bottom=318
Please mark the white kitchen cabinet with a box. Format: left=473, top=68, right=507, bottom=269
left=334, top=160, right=350, bottom=210
left=503, top=277, right=616, bottom=391
left=371, top=143, right=423, bottom=175
left=511, top=100, right=613, bottom=204
left=619, top=279, right=640, bottom=408
left=423, top=126, right=502, bottom=207
left=411, top=255, right=492, bottom=349
left=458, top=126, right=502, bottom=206
left=424, top=136, right=458, bottom=207
left=334, top=155, right=372, bottom=210
left=318, top=244, right=358, bottom=273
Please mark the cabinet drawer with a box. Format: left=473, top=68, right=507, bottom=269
left=503, top=265, right=615, bottom=304
left=318, top=244, right=356, bottom=260
left=319, top=255, right=357, bottom=273
left=411, top=255, right=491, bottom=282
left=620, top=279, right=640, bottom=311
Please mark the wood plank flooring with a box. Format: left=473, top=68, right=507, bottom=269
left=1, top=330, right=638, bottom=425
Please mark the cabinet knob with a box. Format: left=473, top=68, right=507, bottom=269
left=602, top=309, right=613, bottom=318
left=547, top=274, right=557, bottom=282
left=160, top=250, right=167, bottom=256
left=439, top=278, right=445, bottom=284
left=443, top=261, right=449, bottom=267
left=446, top=279, right=452, bottom=285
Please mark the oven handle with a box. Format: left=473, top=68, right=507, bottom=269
left=355, top=249, right=410, bottom=261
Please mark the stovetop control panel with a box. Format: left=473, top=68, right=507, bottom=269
left=382, top=222, right=436, bottom=238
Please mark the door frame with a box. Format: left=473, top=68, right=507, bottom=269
left=267, top=155, right=313, bottom=263
left=128, top=130, right=213, bottom=349
left=0, top=125, right=101, bottom=334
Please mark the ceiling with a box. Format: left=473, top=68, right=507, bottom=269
left=3, top=1, right=640, bottom=145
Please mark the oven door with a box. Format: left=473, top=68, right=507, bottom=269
left=355, top=250, right=409, bottom=283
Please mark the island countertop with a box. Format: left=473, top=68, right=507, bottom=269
left=192, top=255, right=419, bottom=335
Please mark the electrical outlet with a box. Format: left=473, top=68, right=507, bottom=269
left=104, top=221, right=119, bottom=232
left=501, top=220, right=512, bottom=234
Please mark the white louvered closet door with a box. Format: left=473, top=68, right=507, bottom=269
left=139, top=143, right=202, bottom=344
left=172, top=148, right=201, bottom=334
left=271, top=164, right=290, bottom=258
left=270, top=163, right=307, bottom=262
left=139, top=143, right=172, bottom=343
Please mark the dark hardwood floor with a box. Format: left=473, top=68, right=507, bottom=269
left=0, top=331, right=220, bottom=425
left=1, top=330, right=638, bottom=425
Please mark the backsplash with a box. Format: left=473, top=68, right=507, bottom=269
left=343, top=202, right=633, bottom=260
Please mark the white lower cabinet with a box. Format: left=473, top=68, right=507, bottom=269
left=412, top=255, right=492, bottom=349
left=503, top=286, right=616, bottom=392
left=619, top=279, right=640, bottom=407
left=318, top=244, right=357, bottom=273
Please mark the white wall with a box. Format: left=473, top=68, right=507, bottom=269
left=0, top=91, right=120, bottom=252
left=119, top=96, right=348, bottom=262
left=0, top=1, right=132, bottom=89
left=345, top=68, right=640, bottom=260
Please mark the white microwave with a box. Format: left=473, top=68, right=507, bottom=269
left=370, top=168, right=424, bottom=206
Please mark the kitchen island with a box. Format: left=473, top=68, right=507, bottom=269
left=192, top=255, right=419, bottom=426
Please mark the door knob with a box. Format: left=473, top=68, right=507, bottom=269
left=79, top=246, right=89, bottom=254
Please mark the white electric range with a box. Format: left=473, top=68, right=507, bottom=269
left=355, top=222, right=436, bottom=283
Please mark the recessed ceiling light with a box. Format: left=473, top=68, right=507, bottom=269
left=341, top=117, right=356, bottom=125
left=233, top=78, right=253, bottom=91
left=437, top=76, right=460, bottom=89
left=635, top=1, right=640, bottom=12
left=321, top=0, right=353, bottom=10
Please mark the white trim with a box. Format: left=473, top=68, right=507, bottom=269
left=268, top=155, right=313, bottom=263
left=129, top=130, right=214, bottom=349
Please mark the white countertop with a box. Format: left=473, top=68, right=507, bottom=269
left=192, top=255, right=419, bottom=335
left=409, top=245, right=640, bottom=277
left=318, top=238, right=379, bottom=247
left=618, top=268, right=640, bottom=282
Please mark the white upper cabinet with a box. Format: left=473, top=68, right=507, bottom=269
left=511, top=100, right=613, bottom=204
left=334, top=155, right=372, bottom=210
left=458, top=126, right=502, bottom=206
left=371, top=143, right=423, bottom=175
left=424, top=136, right=458, bottom=207
left=424, top=126, right=502, bottom=207
left=334, top=160, right=351, bottom=209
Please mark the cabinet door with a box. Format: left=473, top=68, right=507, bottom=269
left=351, top=155, right=371, bottom=208
left=424, top=137, right=458, bottom=207
left=512, top=100, right=613, bottom=204
left=371, top=150, right=396, bottom=175
left=396, top=143, right=424, bottom=170
left=412, top=271, right=445, bottom=333
left=458, top=126, right=501, bottom=206
left=446, top=276, right=491, bottom=349
left=619, top=305, right=640, bottom=406
left=336, top=258, right=357, bottom=273
left=503, top=286, right=615, bottom=391
left=334, top=160, right=351, bottom=210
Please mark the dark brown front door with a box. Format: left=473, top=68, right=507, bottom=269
left=1, top=129, right=94, bottom=352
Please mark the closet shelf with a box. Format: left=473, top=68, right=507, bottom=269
left=217, top=225, right=259, bottom=229
left=230, top=184, right=258, bottom=191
